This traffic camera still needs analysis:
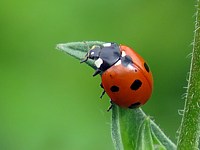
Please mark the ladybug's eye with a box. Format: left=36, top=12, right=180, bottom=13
left=90, top=51, right=94, bottom=56
left=88, top=51, right=95, bottom=59
left=88, top=47, right=101, bottom=59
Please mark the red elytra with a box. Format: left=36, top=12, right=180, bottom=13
left=81, top=43, right=153, bottom=109
left=101, top=45, right=153, bottom=108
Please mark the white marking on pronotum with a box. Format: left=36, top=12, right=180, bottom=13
left=127, top=64, right=134, bottom=70
left=91, top=51, right=94, bottom=55
left=114, top=60, right=121, bottom=66
left=95, top=58, right=103, bottom=68
left=121, top=51, right=126, bottom=57
left=103, top=43, right=111, bottom=47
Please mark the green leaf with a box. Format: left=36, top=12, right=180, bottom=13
left=137, top=117, right=155, bottom=150
left=136, top=116, right=166, bottom=150
left=57, top=41, right=177, bottom=150
left=111, top=105, right=175, bottom=150
left=56, top=41, right=105, bottom=67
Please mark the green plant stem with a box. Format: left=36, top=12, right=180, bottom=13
left=177, top=0, right=200, bottom=149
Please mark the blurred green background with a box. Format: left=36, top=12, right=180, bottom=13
left=0, top=0, right=195, bottom=150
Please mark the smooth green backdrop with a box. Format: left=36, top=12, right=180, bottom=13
left=0, top=0, right=194, bottom=150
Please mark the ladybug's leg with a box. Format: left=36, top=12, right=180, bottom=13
left=100, top=91, right=105, bottom=99
left=100, top=83, right=105, bottom=99
left=93, top=69, right=101, bottom=77
left=107, top=101, right=113, bottom=112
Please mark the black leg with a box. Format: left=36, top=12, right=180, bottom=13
left=100, top=83, right=104, bottom=88
left=100, top=90, right=105, bottom=99
left=107, top=101, right=113, bottom=112
left=100, top=83, right=105, bottom=99
left=93, top=69, right=101, bottom=76
left=107, top=104, right=113, bottom=112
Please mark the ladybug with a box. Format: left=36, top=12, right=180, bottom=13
left=81, top=42, right=153, bottom=111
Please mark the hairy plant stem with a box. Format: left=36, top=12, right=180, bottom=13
left=177, top=0, right=200, bottom=149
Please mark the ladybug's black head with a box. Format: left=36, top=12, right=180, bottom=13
left=81, top=43, right=121, bottom=76
left=80, top=45, right=101, bottom=63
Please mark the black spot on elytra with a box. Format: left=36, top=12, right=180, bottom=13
left=128, top=102, right=141, bottom=109
left=110, top=86, right=119, bottom=92
left=144, top=62, right=150, bottom=72
left=130, top=79, right=142, bottom=90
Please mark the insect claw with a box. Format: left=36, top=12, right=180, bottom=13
left=107, top=104, right=113, bottom=112
left=80, top=53, right=89, bottom=63
left=93, top=69, right=101, bottom=76
left=100, top=90, right=105, bottom=99
left=80, top=57, right=88, bottom=63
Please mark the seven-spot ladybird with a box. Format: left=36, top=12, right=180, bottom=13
left=81, top=42, right=153, bottom=111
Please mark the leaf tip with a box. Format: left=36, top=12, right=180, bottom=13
left=56, top=43, right=65, bottom=51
